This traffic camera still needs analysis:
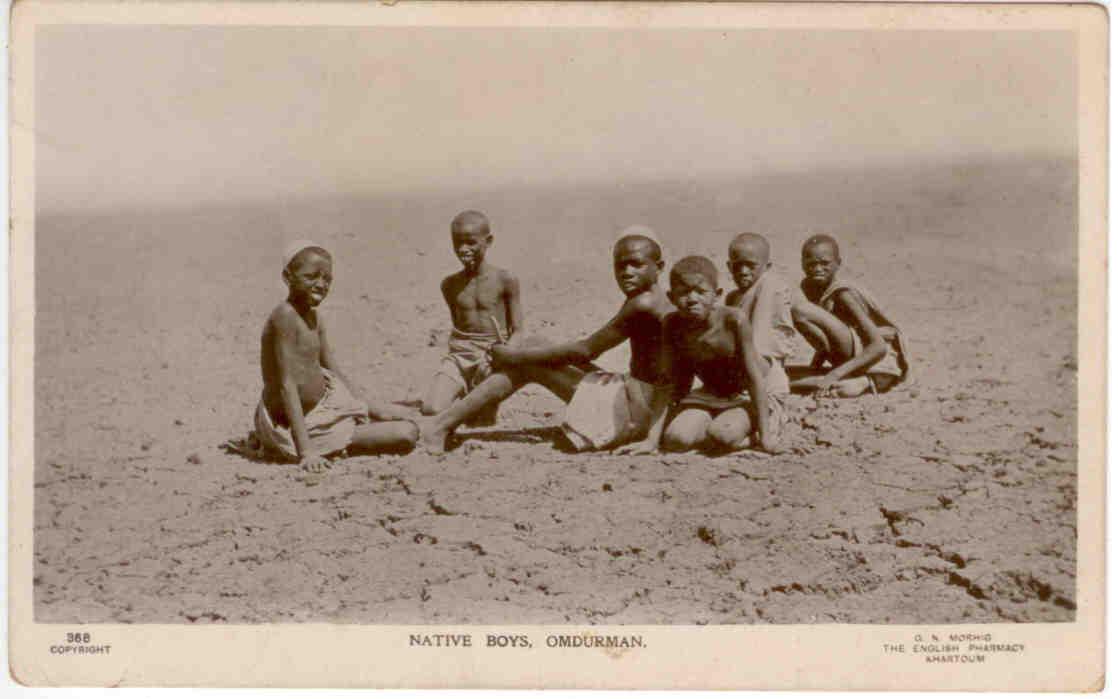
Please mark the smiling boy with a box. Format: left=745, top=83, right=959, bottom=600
left=419, top=227, right=675, bottom=454
left=659, top=256, right=780, bottom=454
left=791, top=234, right=912, bottom=396
left=421, top=210, right=523, bottom=426
left=255, top=241, right=418, bottom=472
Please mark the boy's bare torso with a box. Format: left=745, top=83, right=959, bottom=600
left=670, top=307, right=747, bottom=397
left=443, top=265, right=512, bottom=334
left=261, top=302, right=326, bottom=427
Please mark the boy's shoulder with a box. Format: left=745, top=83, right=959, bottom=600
left=266, top=301, right=313, bottom=334
left=491, top=265, right=519, bottom=285
left=763, top=269, right=792, bottom=292
left=620, top=288, right=670, bottom=317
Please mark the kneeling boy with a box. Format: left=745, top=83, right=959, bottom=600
left=256, top=241, right=418, bottom=472
left=660, top=256, right=781, bottom=454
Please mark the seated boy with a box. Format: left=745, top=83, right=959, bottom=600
left=256, top=241, right=418, bottom=472
left=419, top=227, right=674, bottom=454
left=659, top=256, right=781, bottom=454
left=790, top=234, right=912, bottom=397
left=724, top=232, right=797, bottom=395
left=421, top=210, right=522, bottom=427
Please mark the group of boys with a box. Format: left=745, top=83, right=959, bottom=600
left=253, top=212, right=910, bottom=472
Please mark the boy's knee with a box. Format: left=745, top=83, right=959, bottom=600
left=707, top=421, right=748, bottom=449
left=662, top=425, right=701, bottom=452
left=402, top=421, right=420, bottom=444
left=420, top=403, right=439, bottom=416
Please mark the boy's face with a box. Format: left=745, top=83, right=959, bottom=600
left=728, top=241, right=771, bottom=292
left=285, top=252, right=333, bottom=307
left=802, top=242, right=840, bottom=287
left=451, top=225, right=492, bottom=272
left=613, top=241, right=662, bottom=297
left=670, top=273, right=720, bottom=321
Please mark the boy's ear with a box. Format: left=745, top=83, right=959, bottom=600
left=281, top=267, right=292, bottom=286
left=716, top=286, right=724, bottom=298
left=656, top=259, right=665, bottom=272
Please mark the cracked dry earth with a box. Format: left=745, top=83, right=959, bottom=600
left=34, top=157, right=1077, bottom=624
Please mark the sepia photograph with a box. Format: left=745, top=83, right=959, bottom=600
left=9, top=0, right=1105, bottom=690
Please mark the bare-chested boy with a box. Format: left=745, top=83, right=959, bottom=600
left=659, top=256, right=781, bottom=454
left=255, top=241, right=418, bottom=472
left=421, top=211, right=522, bottom=427
left=791, top=234, right=912, bottom=397
left=419, top=227, right=674, bottom=454
left=725, top=232, right=797, bottom=396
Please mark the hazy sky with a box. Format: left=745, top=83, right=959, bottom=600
left=36, top=26, right=1076, bottom=212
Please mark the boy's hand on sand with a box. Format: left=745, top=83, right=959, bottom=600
left=810, top=351, right=828, bottom=369
left=747, top=433, right=782, bottom=456
left=613, top=440, right=658, bottom=456
left=300, top=454, right=330, bottom=473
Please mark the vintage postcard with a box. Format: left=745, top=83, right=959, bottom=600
left=7, top=0, right=1105, bottom=690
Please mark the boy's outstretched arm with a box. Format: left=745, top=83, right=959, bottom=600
left=733, top=312, right=775, bottom=453
left=318, top=314, right=411, bottom=422
left=491, top=299, right=641, bottom=368
left=818, top=289, right=887, bottom=390
left=273, top=316, right=324, bottom=471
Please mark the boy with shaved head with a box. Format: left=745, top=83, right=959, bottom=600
left=792, top=234, right=912, bottom=397
left=419, top=226, right=675, bottom=454
left=725, top=232, right=797, bottom=396
left=422, top=210, right=523, bottom=426
left=659, top=256, right=781, bottom=454
left=255, top=241, right=418, bottom=473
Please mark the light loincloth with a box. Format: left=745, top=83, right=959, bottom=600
left=436, top=328, right=501, bottom=426
left=254, top=369, right=368, bottom=460
left=561, top=371, right=659, bottom=452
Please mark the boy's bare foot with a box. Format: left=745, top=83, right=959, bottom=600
left=416, top=417, right=450, bottom=455
left=300, top=454, right=330, bottom=473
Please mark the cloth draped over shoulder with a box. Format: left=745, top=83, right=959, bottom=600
left=731, top=271, right=798, bottom=363
left=808, top=274, right=914, bottom=385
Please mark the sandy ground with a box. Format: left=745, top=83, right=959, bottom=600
left=33, top=156, right=1077, bottom=624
